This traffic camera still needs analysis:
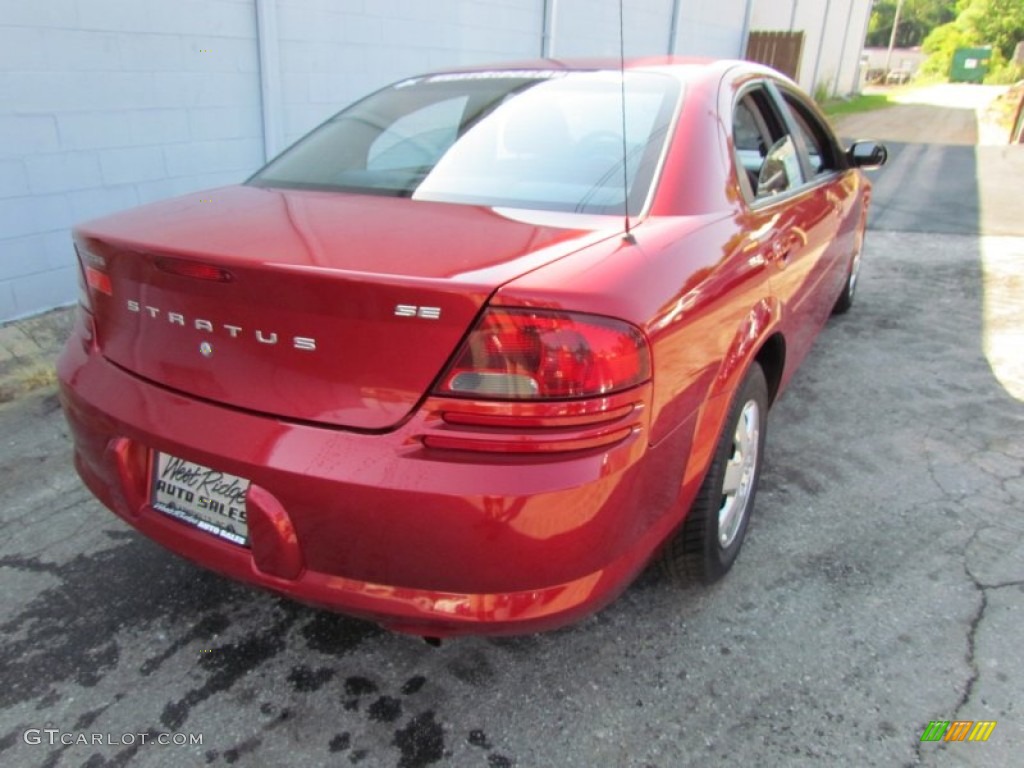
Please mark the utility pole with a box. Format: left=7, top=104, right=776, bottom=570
left=884, top=0, right=905, bottom=75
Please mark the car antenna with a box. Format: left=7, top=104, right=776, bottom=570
left=618, top=0, right=635, bottom=244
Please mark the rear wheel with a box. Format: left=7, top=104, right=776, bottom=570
left=661, top=363, right=768, bottom=584
left=832, top=248, right=860, bottom=315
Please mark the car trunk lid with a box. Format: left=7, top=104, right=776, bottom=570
left=76, top=185, right=618, bottom=430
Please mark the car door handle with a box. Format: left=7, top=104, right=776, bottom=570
left=825, top=190, right=844, bottom=217
left=768, top=228, right=807, bottom=268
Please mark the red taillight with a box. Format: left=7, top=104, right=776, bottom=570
left=75, top=243, right=110, bottom=310
left=435, top=308, right=650, bottom=400
left=84, top=266, right=112, bottom=296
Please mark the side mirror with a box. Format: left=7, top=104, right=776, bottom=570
left=846, top=140, right=888, bottom=170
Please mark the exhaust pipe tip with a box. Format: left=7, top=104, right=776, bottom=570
left=423, top=636, right=442, bottom=647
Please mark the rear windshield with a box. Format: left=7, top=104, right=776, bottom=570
left=248, top=70, right=681, bottom=216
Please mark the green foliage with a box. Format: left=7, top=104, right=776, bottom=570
left=984, top=52, right=1024, bottom=84
left=866, top=0, right=957, bottom=48
left=820, top=94, right=893, bottom=117
left=957, top=0, right=1024, bottom=60
left=813, top=80, right=830, bottom=104
left=920, top=21, right=969, bottom=75
left=921, top=0, right=1024, bottom=79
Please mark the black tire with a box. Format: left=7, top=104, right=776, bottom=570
left=831, top=248, right=860, bottom=315
left=661, top=362, right=768, bottom=585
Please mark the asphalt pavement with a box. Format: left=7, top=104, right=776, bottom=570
left=1, top=85, right=1022, bottom=767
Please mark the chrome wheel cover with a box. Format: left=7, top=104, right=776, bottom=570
left=718, top=399, right=761, bottom=548
left=848, top=250, right=862, bottom=297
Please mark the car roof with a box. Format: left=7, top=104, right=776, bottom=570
left=419, top=57, right=783, bottom=87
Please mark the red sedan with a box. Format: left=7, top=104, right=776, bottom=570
left=57, top=58, right=886, bottom=637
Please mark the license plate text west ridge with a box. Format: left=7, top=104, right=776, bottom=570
left=152, top=453, right=250, bottom=546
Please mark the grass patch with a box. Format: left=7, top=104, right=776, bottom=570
left=820, top=93, right=893, bottom=117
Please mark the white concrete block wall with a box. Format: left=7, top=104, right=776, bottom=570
left=673, top=1, right=752, bottom=59
left=0, top=0, right=264, bottom=321
left=813, top=2, right=847, bottom=95
left=550, top=0, right=673, bottom=59
left=792, top=0, right=873, bottom=97
left=791, top=0, right=828, bottom=92
left=274, top=0, right=543, bottom=147
left=832, top=0, right=873, bottom=96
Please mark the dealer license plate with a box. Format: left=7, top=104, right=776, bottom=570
left=151, top=453, right=250, bottom=546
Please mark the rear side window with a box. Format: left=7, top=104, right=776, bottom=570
left=732, top=86, right=804, bottom=201
left=734, top=100, right=764, bottom=155
left=780, top=91, right=842, bottom=176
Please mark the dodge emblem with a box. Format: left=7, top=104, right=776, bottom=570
left=199, top=341, right=213, bottom=357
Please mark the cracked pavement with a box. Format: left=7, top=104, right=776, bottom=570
left=1, top=86, right=1022, bottom=766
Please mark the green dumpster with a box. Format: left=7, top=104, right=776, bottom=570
left=950, top=47, right=992, bottom=83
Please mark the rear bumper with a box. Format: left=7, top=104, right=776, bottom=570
left=57, top=316, right=695, bottom=636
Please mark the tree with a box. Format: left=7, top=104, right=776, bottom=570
left=866, top=0, right=957, bottom=48
left=922, top=0, right=1024, bottom=80
left=954, top=0, right=1024, bottom=60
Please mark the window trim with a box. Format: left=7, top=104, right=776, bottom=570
left=767, top=81, right=850, bottom=182
left=731, top=77, right=853, bottom=210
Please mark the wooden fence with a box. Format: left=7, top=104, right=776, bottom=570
left=745, top=31, right=804, bottom=81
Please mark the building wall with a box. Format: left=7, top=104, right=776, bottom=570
left=0, top=0, right=863, bottom=323
left=548, top=0, right=673, bottom=58
left=672, top=1, right=755, bottom=60
left=0, top=0, right=264, bottom=321
left=750, top=0, right=871, bottom=96
left=273, top=0, right=543, bottom=149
